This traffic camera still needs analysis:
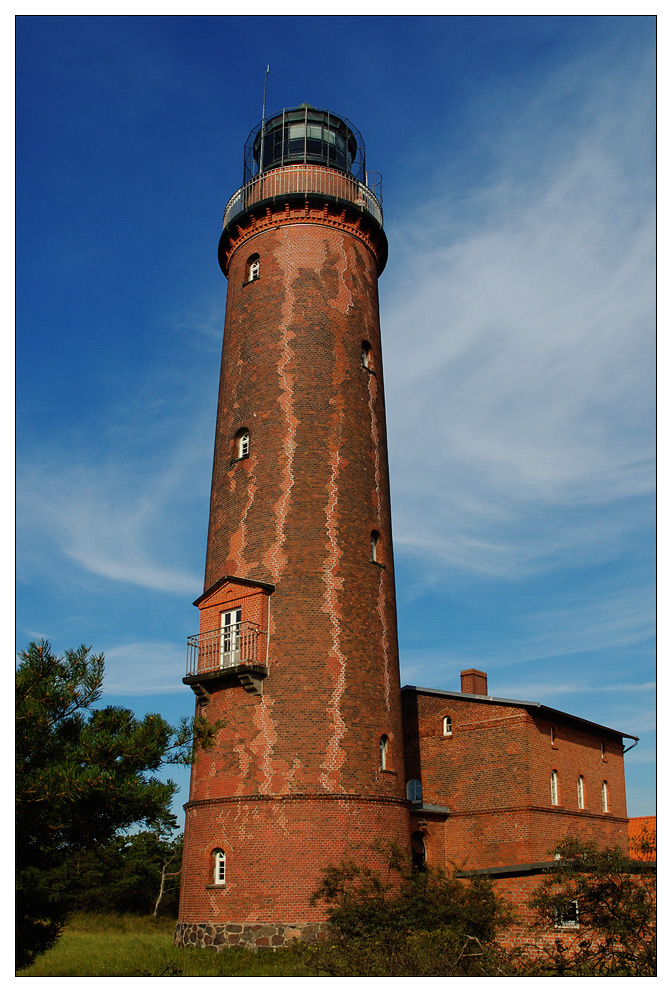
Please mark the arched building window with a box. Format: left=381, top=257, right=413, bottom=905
left=234, top=428, right=250, bottom=460
left=371, top=530, right=380, bottom=562
left=577, top=775, right=585, bottom=809
left=551, top=769, right=559, bottom=806
left=443, top=715, right=452, bottom=737
left=213, top=849, right=226, bottom=886
left=246, top=253, right=260, bottom=282
left=361, top=340, right=372, bottom=369
left=602, top=780, right=609, bottom=812
left=379, top=734, right=389, bottom=770
left=406, top=778, right=423, bottom=803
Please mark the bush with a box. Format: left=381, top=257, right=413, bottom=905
left=309, top=841, right=517, bottom=976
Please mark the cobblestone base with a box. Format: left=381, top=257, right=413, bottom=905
left=174, top=920, right=330, bottom=950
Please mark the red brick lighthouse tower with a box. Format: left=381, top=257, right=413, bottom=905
left=176, top=105, right=409, bottom=949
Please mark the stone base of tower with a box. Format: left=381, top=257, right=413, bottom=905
left=177, top=794, right=410, bottom=946
left=174, top=920, right=330, bottom=951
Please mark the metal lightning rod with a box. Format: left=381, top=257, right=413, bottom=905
left=259, top=64, right=270, bottom=175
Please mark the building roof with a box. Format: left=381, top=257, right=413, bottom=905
left=401, top=684, right=639, bottom=744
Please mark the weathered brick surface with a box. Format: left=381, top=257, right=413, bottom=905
left=179, top=163, right=409, bottom=933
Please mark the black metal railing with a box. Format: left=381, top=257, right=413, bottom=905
left=186, top=622, right=263, bottom=678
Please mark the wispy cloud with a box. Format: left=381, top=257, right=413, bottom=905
left=102, top=641, right=186, bottom=695
left=382, top=48, right=654, bottom=582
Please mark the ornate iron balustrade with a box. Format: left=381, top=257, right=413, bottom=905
left=223, top=164, right=383, bottom=229
left=186, top=622, right=262, bottom=678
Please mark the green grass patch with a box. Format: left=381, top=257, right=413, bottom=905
left=17, top=914, right=319, bottom=977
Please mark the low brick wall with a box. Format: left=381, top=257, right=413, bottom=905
left=174, top=920, right=330, bottom=951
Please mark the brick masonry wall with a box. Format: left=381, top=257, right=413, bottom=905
left=180, top=178, right=409, bottom=933
left=402, top=689, right=629, bottom=869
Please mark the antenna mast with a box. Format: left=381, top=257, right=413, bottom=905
left=259, top=64, right=270, bottom=175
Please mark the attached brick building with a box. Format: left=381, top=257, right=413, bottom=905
left=176, top=105, right=643, bottom=953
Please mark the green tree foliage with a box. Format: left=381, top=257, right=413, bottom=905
left=52, top=831, right=184, bottom=918
left=529, top=835, right=656, bottom=976
left=309, top=841, right=516, bottom=976
left=16, top=640, right=214, bottom=969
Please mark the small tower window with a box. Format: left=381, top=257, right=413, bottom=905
left=361, top=341, right=372, bottom=370
left=213, top=849, right=226, bottom=886
left=601, top=780, right=609, bottom=812
left=443, top=716, right=452, bottom=737
left=550, top=726, right=557, bottom=746
left=234, top=428, right=250, bottom=460
left=379, top=734, right=389, bottom=770
left=406, top=778, right=423, bottom=803
left=601, top=740, right=606, bottom=761
left=371, top=530, right=380, bottom=562
left=246, top=254, right=260, bottom=283
left=577, top=775, right=585, bottom=809
left=551, top=769, right=559, bottom=806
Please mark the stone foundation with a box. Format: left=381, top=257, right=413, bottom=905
left=174, top=920, right=330, bottom=951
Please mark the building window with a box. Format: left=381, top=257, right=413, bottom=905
left=234, top=428, right=250, bottom=460
left=550, top=726, right=556, bottom=746
left=379, top=734, right=389, bottom=770
left=371, top=530, right=380, bottom=562
left=443, top=715, right=452, bottom=737
left=213, top=849, right=226, bottom=886
left=361, top=340, right=372, bottom=369
left=601, top=740, right=606, bottom=761
left=577, top=775, right=585, bottom=809
left=602, top=780, right=609, bottom=812
left=555, top=899, right=579, bottom=928
left=246, top=254, right=260, bottom=283
left=406, top=778, right=423, bottom=803
left=551, top=769, right=559, bottom=806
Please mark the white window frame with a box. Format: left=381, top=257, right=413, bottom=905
left=443, top=715, right=452, bottom=737
left=238, top=431, right=250, bottom=459
left=247, top=255, right=260, bottom=282
left=577, top=775, right=585, bottom=809
left=213, top=849, right=226, bottom=886
left=555, top=899, right=579, bottom=929
left=379, top=734, right=389, bottom=771
left=551, top=769, right=559, bottom=806
left=602, top=780, right=609, bottom=812
left=371, top=530, right=379, bottom=562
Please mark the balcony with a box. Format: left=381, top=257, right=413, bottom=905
left=223, top=164, right=383, bottom=230
left=185, top=622, right=267, bottom=695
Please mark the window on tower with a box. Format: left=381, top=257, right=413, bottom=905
left=443, top=715, right=452, bottom=737
left=601, top=780, right=609, bottom=812
left=371, top=530, right=380, bottom=562
left=233, top=428, right=250, bottom=461
left=379, top=734, right=389, bottom=770
left=361, top=341, right=373, bottom=370
left=577, top=775, right=585, bottom=809
left=551, top=769, right=559, bottom=806
left=212, top=849, right=226, bottom=886
left=246, top=254, right=260, bottom=283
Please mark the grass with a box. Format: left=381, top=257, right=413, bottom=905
left=17, top=914, right=320, bottom=977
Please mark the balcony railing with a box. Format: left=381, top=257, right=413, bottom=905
left=223, top=165, right=383, bottom=229
left=186, top=622, right=263, bottom=679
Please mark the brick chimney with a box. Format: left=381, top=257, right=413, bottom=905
left=460, top=669, right=488, bottom=695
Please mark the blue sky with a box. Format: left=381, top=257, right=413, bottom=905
left=16, top=14, right=655, bottom=823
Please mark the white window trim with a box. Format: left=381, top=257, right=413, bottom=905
left=443, top=716, right=452, bottom=737
left=213, top=849, right=226, bottom=886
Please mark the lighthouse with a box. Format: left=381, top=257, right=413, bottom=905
left=176, top=105, right=409, bottom=949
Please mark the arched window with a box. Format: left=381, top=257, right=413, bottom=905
left=213, top=849, right=226, bottom=885
left=234, top=428, right=250, bottom=460
left=361, top=340, right=372, bottom=369
left=550, top=769, right=559, bottom=806
left=406, top=778, right=423, bottom=803
left=601, top=780, right=609, bottom=812
left=443, top=715, right=452, bottom=737
left=246, top=253, right=260, bottom=283
left=371, top=530, right=380, bottom=562
left=577, top=775, right=585, bottom=809
left=601, top=740, right=606, bottom=760
left=379, top=734, right=389, bottom=770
